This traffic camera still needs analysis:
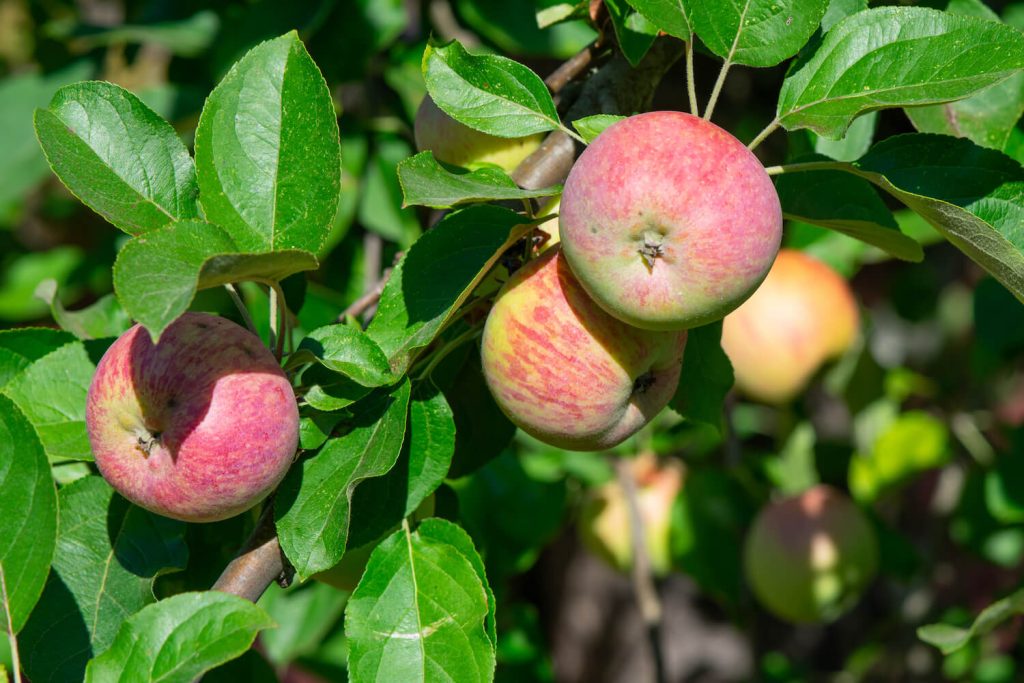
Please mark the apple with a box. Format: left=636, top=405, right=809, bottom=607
left=415, top=95, right=544, bottom=172
left=721, top=249, right=860, bottom=404
left=744, top=485, right=878, bottom=624
left=558, top=111, right=782, bottom=331
left=86, top=312, right=299, bottom=522
left=480, top=247, right=687, bottom=451
left=579, top=453, right=683, bottom=575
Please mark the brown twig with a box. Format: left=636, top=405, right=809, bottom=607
left=616, top=459, right=667, bottom=683
left=212, top=35, right=685, bottom=606
left=340, top=266, right=393, bottom=321
left=544, top=42, right=598, bottom=94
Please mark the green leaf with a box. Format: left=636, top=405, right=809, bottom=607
left=347, top=384, right=456, bottom=548
left=367, top=205, right=531, bottom=375
left=0, top=328, right=76, bottom=390
left=0, top=247, right=84, bottom=321
left=19, top=477, right=187, bottom=683
left=397, top=152, right=562, bottom=209
left=905, top=73, right=1024, bottom=152
left=820, top=0, right=866, bottom=33
left=34, top=280, right=131, bottom=340
left=689, top=0, right=828, bottom=68
left=2, top=341, right=95, bottom=461
left=345, top=519, right=495, bottom=683
left=423, top=40, right=561, bottom=138
left=919, top=587, right=1024, bottom=654
left=298, top=323, right=393, bottom=387
left=84, top=591, right=274, bottom=683
left=34, top=81, right=199, bottom=234
left=258, top=582, right=347, bottom=666
left=49, top=11, right=219, bottom=57
left=195, top=31, right=342, bottom=253
left=442, top=349, right=516, bottom=478
left=764, top=422, right=819, bottom=494
left=0, top=395, right=57, bottom=634
left=276, top=380, right=412, bottom=580
left=625, top=0, right=693, bottom=40
left=606, top=0, right=659, bottom=67
left=811, top=110, right=876, bottom=161
left=113, top=220, right=318, bottom=339
left=777, top=7, right=1024, bottom=139
left=357, top=135, right=421, bottom=247
left=849, top=411, right=949, bottom=503
left=572, top=115, right=626, bottom=144
left=669, top=322, right=733, bottom=433
left=301, top=367, right=373, bottom=412
left=774, top=161, right=923, bottom=261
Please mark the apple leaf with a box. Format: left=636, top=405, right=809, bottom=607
left=34, top=280, right=131, bottom=341
left=112, top=220, right=318, bottom=339
left=606, top=0, right=659, bottom=67
left=367, top=205, right=531, bottom=375
left=774, top=160, right=923, bottom=262
left=777, top=7, right=1024, bottom=139
left=0, top=395, right=57, bottom=635
left=347, top=384, right=456, bottom=548
left=688, top=0, right=828, bottom=68
left=345, top=519, right=495, bottom=683
left=0, top=328, right=76, bottom=390
left=849, top=411, right=949, bottom=504
left=359, top=136, right=421, bottom=248
left=572, top=115, right=626, bottom=144
left=276, top=380, right=412, bottom=580
left=919, top=586, right=1024, bottom=655
left=810, top=111, right=877, bottom=162
left=195, top=31, right=342, bottom=254
left=442, top=350, right=516, bottom=479
left=298, top=323, right=394, bottom=387
left=669, top=322, right=733, bottom=433
left=34, top=81, right=199, bottom=235
left=84, top=591, right=274, bottom=683
left=301, top=365, right=374, bottom=412
left=905, top=73, right=1024, bottom=152
left=258, top=582, right=348, bottom=667
left=625, top=0, right=693, bottom=40
left=820, top=0, right=866, bottom=33
left=397, top=152, right=562, bottom=209
left=423, top=39, right=561, bottom=139
left=2, top=340, right=96, bottom=462
left=19, top=476, right=187, bottom=683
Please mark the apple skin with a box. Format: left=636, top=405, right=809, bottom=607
left=559, top=111, right=782, bottom=331
left=579, top=453, right=683, bottom=575
left=721, top=249, right=859, bottom=404
left=414, top=95, right=544, bottom=172
left=744, top=485, right=878, bottom=624
left=86, top=312, right=299, bottom=522
left=481, top=247, right=687, bottom=451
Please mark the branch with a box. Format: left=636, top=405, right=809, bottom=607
left=211, top=36, right=685, bottom=605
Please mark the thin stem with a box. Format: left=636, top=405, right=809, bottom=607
left=747, top=119, right=782, bottom=151
left=224, top=284, right=258, bottom=336
left=615, top=458, right=666, bottom=683
left=558, top=123, right=588, bottom=145
left=1, top=567, right=22, bottom=683
left=544, top=42, right=596, bottom=94
left=269, top=281, right=288, bottom=361
left=416, top=326, right=482, bottom=381
left=686, top=40, right=698, bottom=116
left=763, top=160, right=847, bottom=176
left=703, top=59, right=732, bottom=121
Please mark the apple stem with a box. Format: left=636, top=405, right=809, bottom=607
left=615, top=458, right=667, bottom=683
left=763, top=159, right=846, bottom=176
left=415, top=325, right=483, bottom=382
left=0, top=566, right=23, bottom=683
left=268, top=281, right=289, bottom=361
left=224, top=284, right=259, bottom=337
left=747, top=119, right=782, bottom=152
left=703, top=58, right=732, bottom=122
left=686, top=40, right=699, bottom=117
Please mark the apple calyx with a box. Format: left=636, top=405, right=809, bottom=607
left=633, top=371, right=656, bottom=395
left=639, top=229, right=664, bottom=269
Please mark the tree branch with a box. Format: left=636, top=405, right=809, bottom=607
left=211, top=36, right=685, bottom=605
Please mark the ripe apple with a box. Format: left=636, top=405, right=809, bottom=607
left=480, top=247, right=687, bottom=451
left=86, top=312, right=299, bottom=522
left=414, top=95, right=544, bottom=172
left=559, top=111, right=782, bottom=331
left=721, top=249, right=859, bottom=404
left=744, top=485, right=878, bottom=624
left=579, top=453, right=683, bottom=575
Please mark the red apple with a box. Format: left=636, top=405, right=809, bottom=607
left=744, top=485, right=878, bottom=623
left=86, top=312, right=299, bottom=522
left=481, top=247, right=687, bottom=451
left=414, top=95, right=544, bottom=172
left=559, top=111, right=782, bottom=330
left=721, top=249, right=860, bottom=404
left=579, top=453, right=683, bottom=575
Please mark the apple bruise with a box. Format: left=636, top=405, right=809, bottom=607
left=481, top=248, right=687, bottom=451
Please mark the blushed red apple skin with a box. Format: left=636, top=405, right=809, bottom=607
left=481, top=247, right=687, bottom=451
left=86, top=312, right=299, bottom=522
left=414, top=95, right=543, bottom=172
left=744, top=485, right=878, bottom=624
left=721, top=249, right=860, bottom=404
left=559, top=111, right=783, bottom=330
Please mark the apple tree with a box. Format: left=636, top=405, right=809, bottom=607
left=2, top=0, right=1024, bottom=680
